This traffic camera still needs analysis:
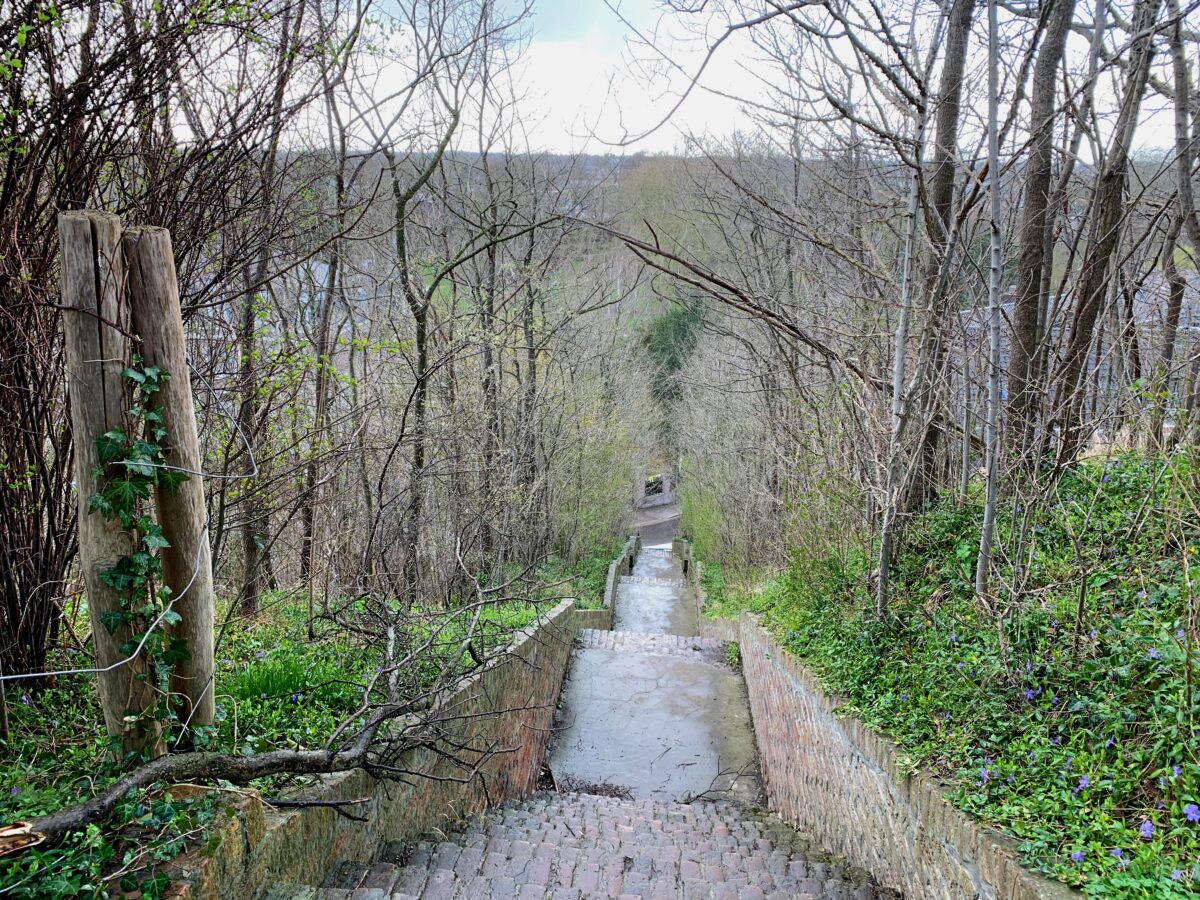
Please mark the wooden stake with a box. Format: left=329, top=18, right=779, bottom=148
left=123, top=226, right=216, bottom=733
left=59, top=210, right=162, bottom=756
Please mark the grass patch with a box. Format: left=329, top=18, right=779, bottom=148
left=538, top=538, right=628, bottom=610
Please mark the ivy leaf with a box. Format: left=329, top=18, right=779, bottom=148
left=165, top=639, right=191, bottom=664
left=142, top=526, right=170, bottom=551
left=122, top=455, right=156, bottom=478
left=104, top=477, right=150, bottom=509
left=100, top=609, right=127, bottom=634
left=99, top=567, right=133, bottom=591
left=159, top=469, right=190, bottom=494
left=94, top=430, right=127, bottom=464
left=121, top=367, right=146, bottom=384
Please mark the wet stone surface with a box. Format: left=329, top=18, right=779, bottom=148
left=276, top=505, right=893, bottom=898
left=549, top=633, right=759, bottom=803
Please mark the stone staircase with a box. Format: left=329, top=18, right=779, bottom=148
left=264, top=536, right=892, bottom=899
left=266, top=791, right=883, bottom=899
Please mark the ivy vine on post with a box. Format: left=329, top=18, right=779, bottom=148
left=88, top=358, right=191, bottom=757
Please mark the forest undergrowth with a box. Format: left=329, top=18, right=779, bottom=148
left=699, top=453, right=1200, bottom=897
left=0, top=541, right=621, bottom=899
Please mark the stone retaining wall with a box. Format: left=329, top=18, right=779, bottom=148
left=171, top=600, right=579, bottom=900
left=739, top=612, right=1078, bottom=900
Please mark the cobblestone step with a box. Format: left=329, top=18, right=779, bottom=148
left=619, top=575, right=685, bottom=588
left=575, top=629, right=727, bottom=657
left=320, top=791, right=889, bottom=899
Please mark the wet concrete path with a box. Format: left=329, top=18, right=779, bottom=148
left=548, top=506, right=760, bottom=803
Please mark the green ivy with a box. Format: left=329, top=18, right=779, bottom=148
left=88, top=358, right=191, bottom=743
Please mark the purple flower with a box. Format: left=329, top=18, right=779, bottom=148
left=1074, top=775, right=1089, bottom=794
left=1184, top=803, right=1200, bottom=823
left=1140, top=820, right=1154, bottom=839
left=1071, top=850, right=1085, bottom=863
left=1173, top=765, right=1182, bottom=778
left=1024, top=689, right=1036, bottom=701
left=290, top=693, right=300, bottom=703
left=1148, top=648, right=1161, bottom=660
left=1111, top=848, right=1123, bottom=860
left=255, top=650, right=265, bottom=659
left=9, top=787, right=18, bottom=796
left=1178, top=629, right=1187, bottom=640
left=1173, top=870, right=1185, bottom=881
left=1106, top=737, right=1115, bottom=748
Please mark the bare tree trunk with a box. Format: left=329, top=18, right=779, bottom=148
left=123, top=226, right=217, bottom=735
left=907, top=0, right=976, bottom=511
left=386, top=118, right=458, bottom=599
left=1056, top=0, right=1163, bottom=461
left=876, top=124, right=926, bottom=616
left=1007, top=0, right=1077, bottom=467
left=1154, top=0, right=1200, bottom=445
left=976, top=0, right=1003, bottom=599
left=236, top=279, right=262, bottom=617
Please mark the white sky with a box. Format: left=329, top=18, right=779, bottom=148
left=503, top=0, right=1181, bottom=157
left=509, top=0, right=761, bottom=155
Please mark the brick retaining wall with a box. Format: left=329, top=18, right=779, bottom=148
left=573, top=533, right=640, bottom=631
left=739, top=612, right=1079, bottom=900
left=673, top=539, right=738, bottom=641
left=171, top=600, right=579, bottom=900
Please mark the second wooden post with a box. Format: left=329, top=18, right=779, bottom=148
left=123, top=226, right=216, bottom=733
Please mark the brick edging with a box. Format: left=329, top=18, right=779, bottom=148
left=738, top=611, right=1080, bottom=900
left=168, top=600, right=580, bottom=899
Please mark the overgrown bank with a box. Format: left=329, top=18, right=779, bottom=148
left=696, top=453, right=1200, bottom=897
left=0, top=542, right=622, bottom=899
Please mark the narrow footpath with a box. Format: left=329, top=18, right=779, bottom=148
left=275, top=506, right=883, bottom=899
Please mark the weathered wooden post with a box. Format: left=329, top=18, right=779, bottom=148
left=59, top=210, right=162, bottom=755
left=123, top=226, right=216, bottom=732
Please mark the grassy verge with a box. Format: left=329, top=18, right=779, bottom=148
left=538, top=538, right=628, bottom=610
left=693, top=454, right=1200, bottom=897
left=0, top=542, right=623, bottom=898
